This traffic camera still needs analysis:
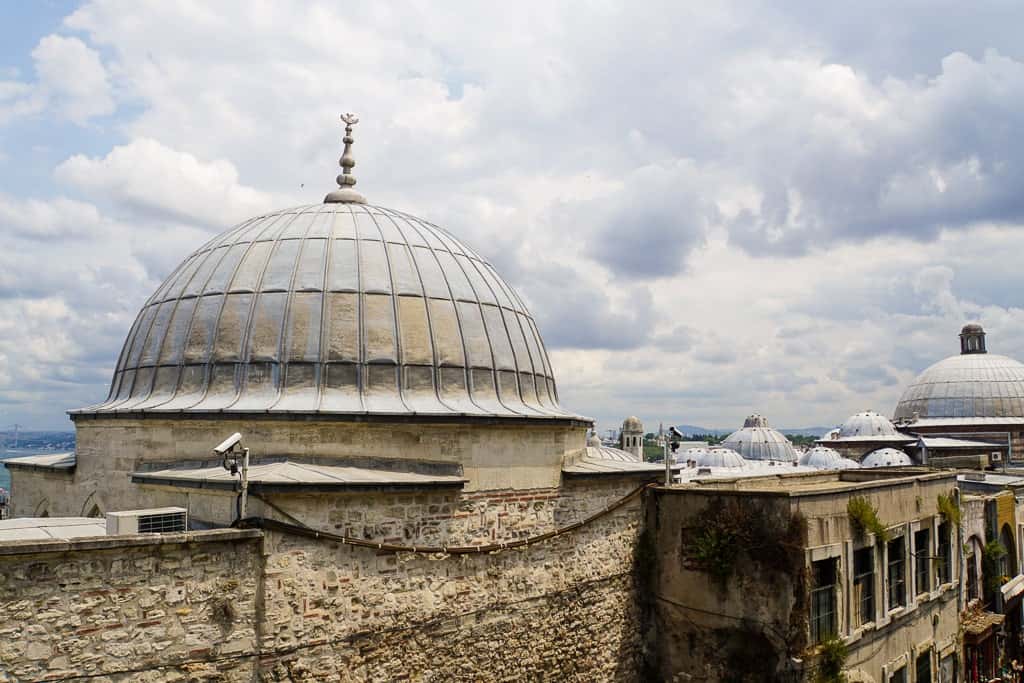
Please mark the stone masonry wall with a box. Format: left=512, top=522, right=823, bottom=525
left=0, top=529, right=262, bottom=682
left=0, top=476, right=649, bottom=681
left=253, top=476, right=648, bottom=681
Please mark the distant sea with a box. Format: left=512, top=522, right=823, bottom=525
left=0, top=448, right=65, bottom=493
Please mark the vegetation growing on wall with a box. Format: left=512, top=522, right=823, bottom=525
left=936, top=492, right=961, bottom=526
left=847, top=496, right=888, bottom=543
left=815, top=637, right=848, bottom=682
left=681, top=498, right=807, bottom=588
left=982, top=539, right=1008, bottom=599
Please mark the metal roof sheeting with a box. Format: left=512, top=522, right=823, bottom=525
left=132, top=459, right=466, bottom=490
left=3, top=452, right=76, bottom=470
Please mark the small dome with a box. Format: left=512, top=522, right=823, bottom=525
left=799, top=446, right=843, bottom=469
left=622, top=416, right=643, bottom=433
left=721, top=415, right=797, bottom=462
left=839, top=411, right=899, bottom=438
left=695, top=447, right=747, bottom=469
left=834, top=457, right=861, bottom=470
left=861, top=448, right=914, bottom=468
left=962, top=323, right=984, bottom=334
left=584, top=445, right=642, bottom=463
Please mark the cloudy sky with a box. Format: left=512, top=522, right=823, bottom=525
left=3, top=1, right=1024, bottom=432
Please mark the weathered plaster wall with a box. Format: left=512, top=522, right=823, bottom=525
left=11, top=417, right=586, bottom=519
left=649, top=472, right=961, bottom=683
left=0, top=529, right=262, bottom=682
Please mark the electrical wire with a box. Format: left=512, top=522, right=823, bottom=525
left=236, top=481, right=652, bottom=555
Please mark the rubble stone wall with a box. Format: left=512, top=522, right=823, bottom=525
left=0, top=477, right=648, bottom=682
left=0, top=529, right=263, bottom=682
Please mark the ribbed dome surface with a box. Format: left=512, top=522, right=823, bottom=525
left=893, top=353, right=1024, bottom=421
left=839, top=411, right=899, bottom=437
left=77, top=203, right=575, bottom=419
left=861, top=448, right=914, bottom=468
left=695, top=447, right=746, bottom=469
left=721, top=415, right=798, bottom=462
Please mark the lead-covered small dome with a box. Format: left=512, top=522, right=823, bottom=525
left=721, top=414, right=798, bottom=462
left=695, top=447, right=746, bottom=469
left=894, top=325, right=1024, bottom=421
left=861, top=448, right=914, bottom=468
left=839, top=411, right=900, bottom=437
left=76, top=203, right=577, bottom=420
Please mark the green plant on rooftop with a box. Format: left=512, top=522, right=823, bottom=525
left=847, top=496, right=888, bottom=543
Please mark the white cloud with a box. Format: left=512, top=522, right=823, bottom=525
left=55, top=138, right=283, bottom=228
left=5, top=1, right=1024, bottom=429
left=31, top=35, right=114, bottom=124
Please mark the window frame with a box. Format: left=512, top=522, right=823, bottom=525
left=887, top=535, right=907, bottom=610
left=914, top=527, right=931, bottom=597
left=853, top=545, right=875, bottom=627
left=810, top=557, right=839, bottom=644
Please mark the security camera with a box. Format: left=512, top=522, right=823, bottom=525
left=668, top=426, right=685, bottom=439
left=213, top=432, right=243, bottom=456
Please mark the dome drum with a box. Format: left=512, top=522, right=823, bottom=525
left=73, top=204, right=580, bottom=422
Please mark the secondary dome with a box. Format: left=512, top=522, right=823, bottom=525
left=893, top=325, right=1024, bottom=421
left=861, top=448, right=914, bottom=468
left=721, top=414, right=798, bottom=462
left=839, top=411, right=899, bottom=437
left=695, top=447, right=746, bottom=469
left=75, top=203, right=575, bottom=420
left=799, top=446, right=842, bottom=469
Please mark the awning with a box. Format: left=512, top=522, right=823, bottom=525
left=1002, top=574, right=1024, bottom=607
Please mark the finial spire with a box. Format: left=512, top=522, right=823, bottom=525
left=325, top=112, right=367, bottom=204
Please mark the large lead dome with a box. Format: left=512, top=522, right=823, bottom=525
left=75, top=203, right=575, bottom=419
left=893, top=324, right=1024, bottom=421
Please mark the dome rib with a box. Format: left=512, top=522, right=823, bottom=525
left=76, top=203, right=579, bottom=421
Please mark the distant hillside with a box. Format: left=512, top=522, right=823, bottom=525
left=0, top=430, right=75, bottom=451
left=675, top=424, right=833, bottom=438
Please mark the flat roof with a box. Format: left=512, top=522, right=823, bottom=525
left=3, top=452, right=76, bottom=470
left=661, top=467, right=955, bottom=497
left=0, top=517, right=105, bottom=542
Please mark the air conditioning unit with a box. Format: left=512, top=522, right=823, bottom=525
left=991, top=451, right=1003, bottom=463
left=106, top=507, right=188, bottom=535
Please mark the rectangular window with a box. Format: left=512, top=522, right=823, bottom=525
left=916, top=649, right=932, bottom=682
left=937, top=522, right=951, bottom=585
left=890, top=665, right=907, bottom=683
left=887, top=536, right=907, bottom=610
left=915, top=527, right=931, bottom=596
left=810, top=558, right=838, bottom=643
left=853, top=546, right=875, bottom=626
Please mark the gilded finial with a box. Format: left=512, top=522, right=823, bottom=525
left=325, top=112, right=367, bottom=204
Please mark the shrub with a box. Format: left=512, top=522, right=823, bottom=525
left=937, top=492, right=961, bottom=526
left=847, top=496, right=888, bottom=543
left=816, top=637, right=848, bottom=682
